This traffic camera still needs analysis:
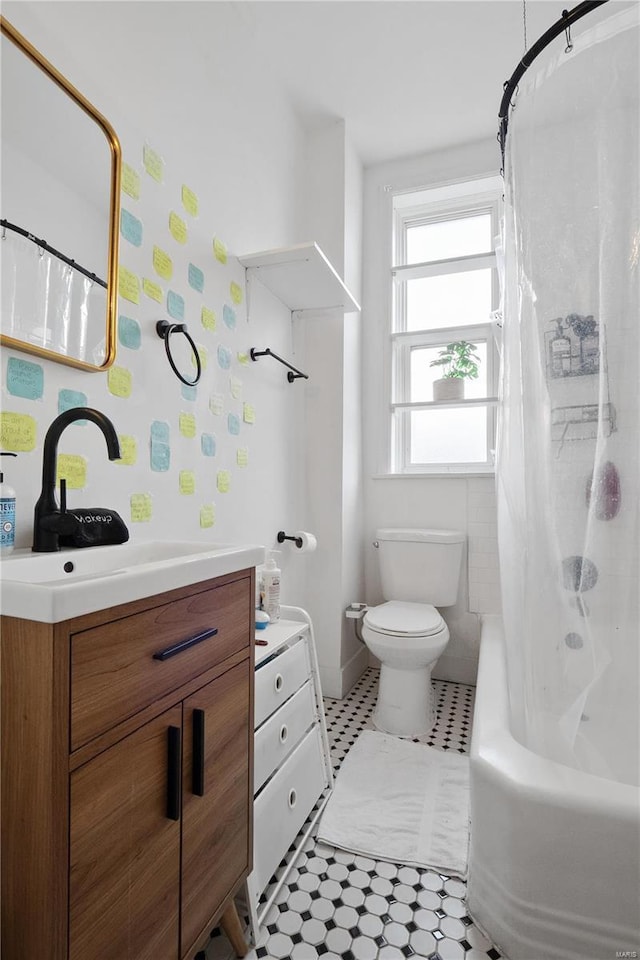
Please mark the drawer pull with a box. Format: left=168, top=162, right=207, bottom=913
left=152, top=627, right=218, bottom=662
left=274, top=673, right=284, bottom=693
left=288, top=788, right=297, bottom=809
left=279, top=724, right=288, bottom=744
left=167, top=726, right=181, bottom=821
left=192, top=708, right=205, bottom=797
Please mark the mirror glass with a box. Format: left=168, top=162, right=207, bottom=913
left=0, top=18, right=120, bottom=370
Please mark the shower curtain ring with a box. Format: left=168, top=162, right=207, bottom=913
left=562, top=10, right=573, bottom=52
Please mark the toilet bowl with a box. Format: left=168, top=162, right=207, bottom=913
left=362, top=600, right=449, bottom=736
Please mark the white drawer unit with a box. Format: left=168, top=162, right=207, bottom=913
left=254, top=635, right=309, bottom=729
left=246, top=608, right=333, bottom=940
left=254, top=680, right=316, bottom=794
left=252, top=725, right=326, bottom=897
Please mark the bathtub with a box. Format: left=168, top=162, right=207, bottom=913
left=468, top=615, right=640, bottom=960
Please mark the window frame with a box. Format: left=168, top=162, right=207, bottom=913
left=389, top=178, right=501, bottom=475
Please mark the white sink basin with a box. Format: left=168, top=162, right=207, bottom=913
left=0, top=540, right=266, bottom=623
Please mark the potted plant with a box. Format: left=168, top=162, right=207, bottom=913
left=430, top=340, right=480, bottom=401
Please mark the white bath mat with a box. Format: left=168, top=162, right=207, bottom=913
left=317, top=730, right=470, bottom=878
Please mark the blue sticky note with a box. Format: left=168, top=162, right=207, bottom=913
left=118, top=314, right=141, bottom=350
left=223, top=304, right=236, bottom=330
left=150, top=440, right=170, bottom=472
left=217, top=345, right=231, bottom=370
left=151, top=420, right=170, bottom=443
left=181, top=384, right=197, bottom=402
left=58, top=389, right=87, bottom=423
left=227, top=413, right=240, bottom=436
left=7, top=357, right=43, bottom=400
left=167, top=290, right=185, bottom=321
left=188, top=263, right=204, bottom=292
left=201, top=433, right=216, bottom=457
left=120, top=209, right=143, bottom=246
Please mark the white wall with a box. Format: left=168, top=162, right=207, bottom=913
left=1, top=5, right=367, bottom=699
left=1, top=2, right=310, bottom=605
left=362, top=139, right=502, bottom=684
left=297, top=121, right=367, bottom=696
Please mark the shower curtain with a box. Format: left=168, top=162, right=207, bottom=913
left=1, top=227, right=107, bottom=364
left=498, top=5, right=639, bottom=783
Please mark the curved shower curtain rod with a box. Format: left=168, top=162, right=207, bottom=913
left=498, top=0, right=610, bottom=164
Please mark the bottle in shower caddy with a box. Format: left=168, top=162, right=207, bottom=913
left=262, top=551, right=281, bottom=623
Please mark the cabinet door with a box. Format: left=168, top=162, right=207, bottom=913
left=181, top=659, right=252, bottom=957
left=70, top=706, right=182, bottom=960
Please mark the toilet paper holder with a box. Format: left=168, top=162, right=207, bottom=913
left=276, top=530, right=317, bottom=552
left=277, top=531, right=304, bottom=548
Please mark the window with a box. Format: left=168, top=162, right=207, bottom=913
left=389, top=177, right=501, bottom=473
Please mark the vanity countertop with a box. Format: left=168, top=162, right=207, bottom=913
left=0, top=540, right=265, bottom=623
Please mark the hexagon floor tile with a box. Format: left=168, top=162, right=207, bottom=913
left=203, top=669, right=506, bottom=960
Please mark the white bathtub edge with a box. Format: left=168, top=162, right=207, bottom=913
left=468, top=615, right=640, bottom=960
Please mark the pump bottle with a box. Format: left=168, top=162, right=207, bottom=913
left=0, top=452, right=18, bottom=554
left=262, top=551, right=281, bottom=623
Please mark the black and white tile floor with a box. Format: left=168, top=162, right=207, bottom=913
left=205, top=668, right=504, bottom=960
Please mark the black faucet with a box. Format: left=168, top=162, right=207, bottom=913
left=33, top=407, right=121, bottom=552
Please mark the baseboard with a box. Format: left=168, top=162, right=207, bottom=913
left=319, top=645, right=369, bottom=699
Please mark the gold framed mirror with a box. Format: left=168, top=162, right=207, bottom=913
left=0, top=16, right=121, bottom=371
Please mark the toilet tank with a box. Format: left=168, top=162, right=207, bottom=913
left=376, top=528, right=465, bottom=606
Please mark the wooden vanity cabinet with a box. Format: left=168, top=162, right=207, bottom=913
left=1, top=568, right=255, bottom=960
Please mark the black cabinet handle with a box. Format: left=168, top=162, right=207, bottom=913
left=152, top=627, right=218, bottom=662
left=166, top=726, right=181, bottom=821
left=192, top=709, right=205, bottom=797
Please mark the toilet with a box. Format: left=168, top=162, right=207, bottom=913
left=362, top=528, right=465, bottom=737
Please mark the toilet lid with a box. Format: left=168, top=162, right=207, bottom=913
left=364, top=601, right=443, bottom=637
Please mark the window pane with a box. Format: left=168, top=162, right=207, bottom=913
left=410, top=407, right=488, bottom=463
left=406, top=213, right=491, bottom=264
left=410, top=342, right=487, bottom=402
left=406, top=269, right=492, bottom=331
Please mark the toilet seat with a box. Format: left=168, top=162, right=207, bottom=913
left=364, top=600, right=444, bottom=638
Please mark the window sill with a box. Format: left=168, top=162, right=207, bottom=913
left=373, top=470, right=495, bottom=480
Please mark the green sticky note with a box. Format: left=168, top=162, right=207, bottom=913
left=200, top=503, right=215, bottom=528
left=217, top=470, right=230, bottom=493
left=56, top=454, right=87, bottom=490
left=179, top=412, right=196, bottom=438
left=116, top=435, right=137, bottom=465
left=143, top=144, right=163, bottom=182
left=107, top=366, right=133, bottom=399
left=131, top=493, right=152, bottom=522
left=0, top=412, right=37, bottom=451
left=201, top=306, right=216, bottom=331
left=179, top=470, right=195, bottom=495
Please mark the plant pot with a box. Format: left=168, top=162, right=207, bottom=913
left=433, top=377, right=464, bottom=402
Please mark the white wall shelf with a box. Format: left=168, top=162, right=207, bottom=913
left=239, top=241, right=361, bottom=316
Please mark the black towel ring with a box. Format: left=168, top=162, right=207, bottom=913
left=156, top=319, right=202, bottom=386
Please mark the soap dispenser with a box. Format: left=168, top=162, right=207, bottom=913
left=0, top=452, right=18, bottom=554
